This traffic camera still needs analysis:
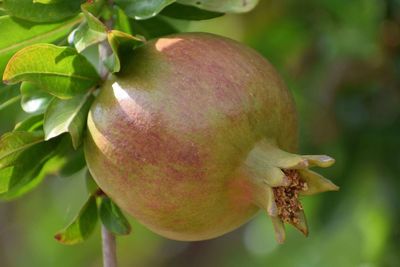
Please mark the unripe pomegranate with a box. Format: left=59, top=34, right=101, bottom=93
left=84, top=33, right=338, bottom=243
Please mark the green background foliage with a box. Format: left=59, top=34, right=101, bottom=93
left=0, top=0, right=399, bottom=266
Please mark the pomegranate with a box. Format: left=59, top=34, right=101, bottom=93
left=84, top=32, right=338, bottom=243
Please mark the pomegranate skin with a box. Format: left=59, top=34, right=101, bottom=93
left=84, top=32, right=299, bottom=241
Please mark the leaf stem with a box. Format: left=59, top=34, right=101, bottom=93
left=0, top=95, right=21, bottom=111
left=101, top=224, right=117, bottom=267
left=98, top=0, right=115, bottom=79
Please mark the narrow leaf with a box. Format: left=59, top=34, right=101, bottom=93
left=0, top=84, right=19, bottom=108
left=0, top=160, right=44, bottom=197
left=0, top=95, right=20, bottom=111
left=130, top=16, right=178, bottom=40
left=72, top=28, right=105, bottom=54
left=59, top=147, right=86, bottom=177
left=3, top=44, right=100, bottom=99
left=0, top=131, right=44, bottom=168
left=114, top=6, right=133, bottom=34
left=54, top=195, right=98, bottom=245
left=107, top=30, right=145, bottom=73
left=0, top=138, right=59, bottom=199
left=14, top=114, right=44, bottom=132
left=161, top=3, right=223, bottom=20
left=83, top=0, right=107, bottom=16
left=177, top=0, right=259, bottom=13
left=44, top=91, right=94, bottom=149
left=72, top=2, right=107, bottom=52
left=115, top=0, right=175, bottom=20
left=82, top=3, right=107, bottom=32
left=0, top=15, right=83, bottom=76
left=3, top=0, right=83, bottom=23
left=33, top=0, right=62, bottom=4
left=40, top=134, right=85, bottom=177
left=20, top=82, right=53, bottom=114
left=99, top=196, right=131, bottom=235
left=0, top=84, right=18, bottom=103
left=0, top=167, right=12, bottom=194
left=85, top=170, right=99, bottom=194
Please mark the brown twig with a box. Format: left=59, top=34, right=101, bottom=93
left=102, top=225, right=117, bottom=267
left=98, top=1, right=117, bottom=267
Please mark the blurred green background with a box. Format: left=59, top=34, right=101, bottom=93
left=1, top=0, right=400, bottom=266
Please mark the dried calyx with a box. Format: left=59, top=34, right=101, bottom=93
left=273, top=170, right=307, bottom=227
left=245, top=140, right=339, bottom=243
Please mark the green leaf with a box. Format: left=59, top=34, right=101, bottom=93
left=20, top=82, right=53, bottom=114
left=161, top=3, right=223, bottom=20
left=0, top=160, right=45, bottom=197
left=0, top=94, right=20, bottom=111
left=0, top=131, right=44, bottom=168
left=99, top=196, right=131, bottom=235
left=0, top=168, right=12, bottom=194
left=82, top=0, right=106, bottom=16
left=44, top=91, right=94, bottom=149
left=40, top=134, right=85, bottom=177
left=0, top=15, right=83, bottom=76
left=3, top=44, right=100, bottom=99
left=59, top=147, right=86, bottom=177
left=0, top=84, right=18, bottom=103
left=72, top=23, right=107, bottom=53
left=0, top=138, right=59, bottom=199
left=3, top=0, right=83, bottom=23
left=130, top=16, right=178, bottom=39
left=106, top=30, right=145, bottom=73
left=0, top=167, right=13, bottom=194
left=72, top=3, right=107, bottom=52
left=54, top=195, right=98, bottom=245
left=33, top=0, right=62, bottom=4
left=177, top=0, right=259, bottom=13
left=85, top=170, right=98, bottom=194
left=0, top=135, right=85, bottom=200
left=0, top=84, right=20, bottom=112
left=115, top=0, right=175, bottom=20
left=114, top=6, right=133, bottom=34
left=14, top=114, right=44, bottom=132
